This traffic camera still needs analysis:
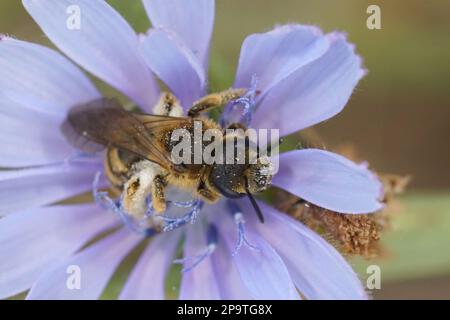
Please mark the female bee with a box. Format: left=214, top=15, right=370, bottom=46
left=62, top=89, right=273, bottom=230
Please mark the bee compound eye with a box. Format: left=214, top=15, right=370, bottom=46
left=246, top=164, right=273, bottom=193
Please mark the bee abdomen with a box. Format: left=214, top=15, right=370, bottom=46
left=104, top=147, right=141, bottom=190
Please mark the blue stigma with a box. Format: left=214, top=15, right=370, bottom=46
left=92, top=172, right=155, bottom=237
left=220, top=75, right=259, bottom=128
left=227, top=200, right=259, bottom=256
left=174, top=224, right=218, bottom=272
left=167, top=199, right=200, bottom=208
left=161, top=199, right=204, bottom=232
left=93, top=172, right=206, bottom=235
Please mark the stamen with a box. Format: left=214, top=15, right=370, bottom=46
left=227, top=200, right=259, bottom=256
left=92, top=172, right=155, bottom=237
left=220, top=75, right=259, bottom=128
left=93, top=173, right=205, bottom=234
left=174, top=224, right=218, bottom=272
left=161, top=200, right=204, bottom=232
left=167, top=199, right=199, bottom=208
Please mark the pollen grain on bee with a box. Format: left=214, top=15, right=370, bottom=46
left=169, top=121, right=280, bottom=172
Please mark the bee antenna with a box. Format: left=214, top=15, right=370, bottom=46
left=244, top=177, right=265, bottom=224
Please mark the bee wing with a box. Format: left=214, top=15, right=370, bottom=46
left=61, top=98, right=189, bottom=170
left=61, top=116, right=106, bottom=153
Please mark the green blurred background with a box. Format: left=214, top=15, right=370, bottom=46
left=1, top=0, right=449, bottom=299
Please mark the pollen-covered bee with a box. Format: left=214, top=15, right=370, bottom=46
left=62, top=89, right=273, bottom=229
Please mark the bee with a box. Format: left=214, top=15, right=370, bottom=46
left=61, top=89, right=273, bottom=230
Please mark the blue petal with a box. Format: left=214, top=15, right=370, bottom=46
left=142, top=28, right=205, bottom=108
left=178, top=223, right=221, bottom=299
left=251, top=32, right=366, bottom=137
left=211, top=239, right=253, bottom=299
left=0, top=37, right=100, bottom=116
left=273, top=149, right=384, bottom=214
left=0, top=162, right=101, bottom=216
left=119, top=231, right=181, bottom=300
left=143, top=0, right=215, bottom=68
left=0, top=204, right=116, bottom=299
left=250, top=201, right=368, bottom=299
left=27, top=228, right=141, bottom=300
left=234, top=24, right=329, bottom=98
left=23, top=0, right=159, bottom=111
left=0, top=94, right=74, bottom=167
left=216, top=211, right=299, bottom=300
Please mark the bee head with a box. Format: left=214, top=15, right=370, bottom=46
left=209, top=157, right=272, bottom=224
left=209, top=133, right=274, bottom=223
left=209, top=131, right=274, bottom=195
left=209, top=156, right=273, bottom=196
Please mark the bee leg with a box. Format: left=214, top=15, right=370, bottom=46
left=121, top=161, right=163, bottom=219
left=153, top=92, right=183, bottom=117
left=188, top=88, right=247, bottom=117
left=151, top=174, right=168, bottom=213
